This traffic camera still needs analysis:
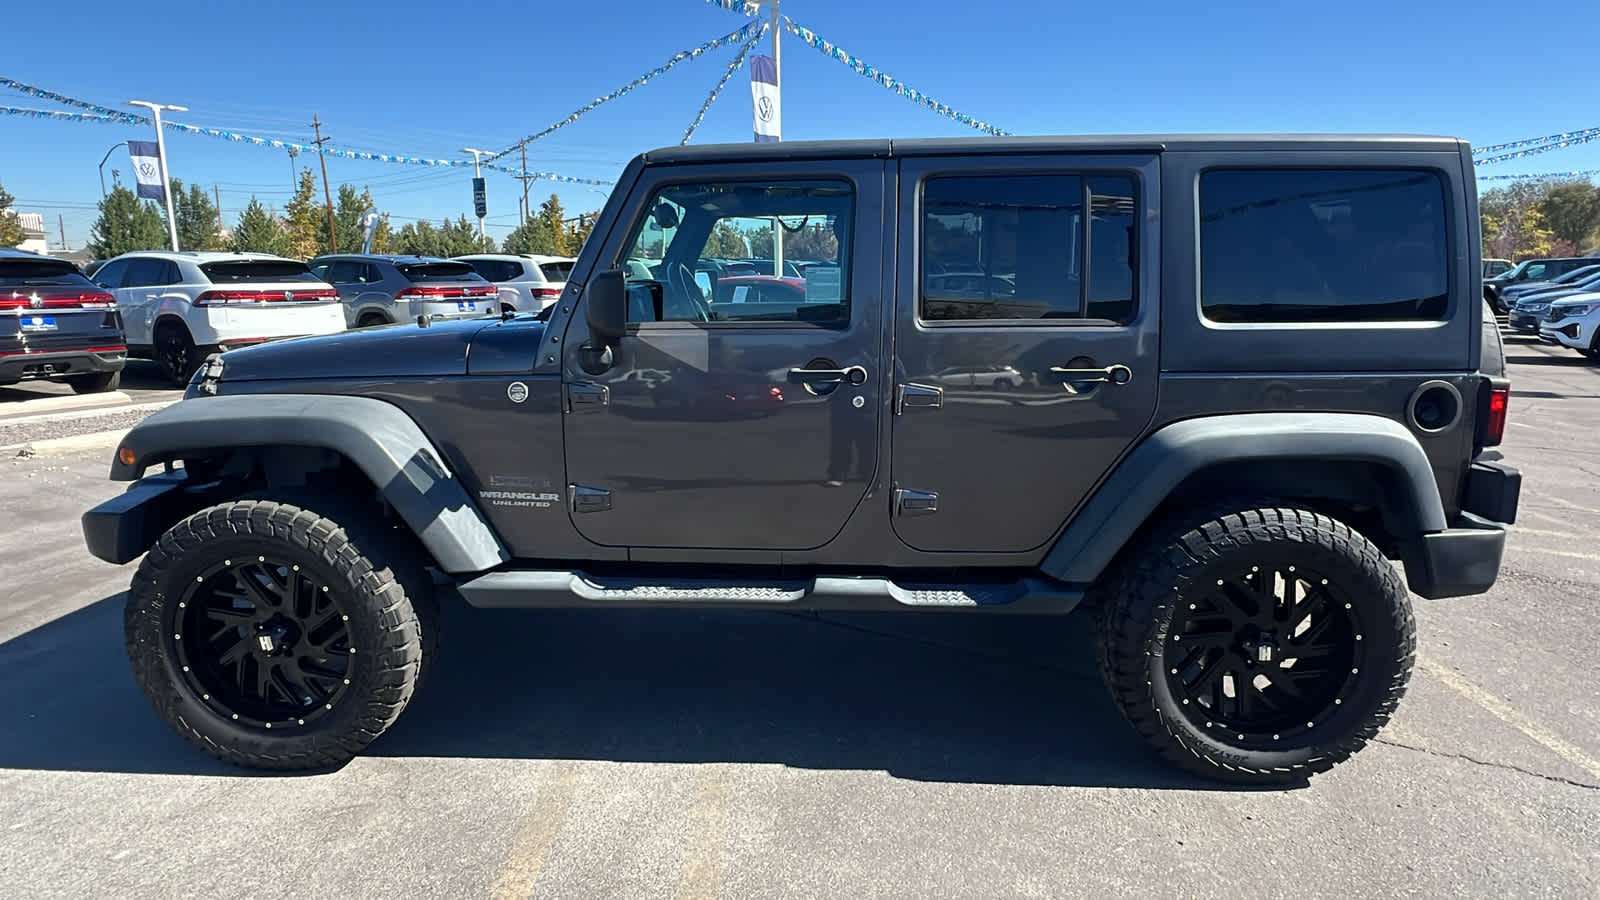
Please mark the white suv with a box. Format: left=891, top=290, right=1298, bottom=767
left=454, top=253, right=575, bottom=311
left=1537, top=290, right=1600, bottom=359
left=91, top=252, right=346, bottom=384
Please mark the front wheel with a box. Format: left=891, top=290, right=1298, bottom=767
left=1096, top=505, right=1415, bottom=784
left=125, top=500, right=428, bottom=770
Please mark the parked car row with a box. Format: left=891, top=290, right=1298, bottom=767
left=1484, top=255, right=1600, bottom=312
left=70, top=249, right=580, bottom=386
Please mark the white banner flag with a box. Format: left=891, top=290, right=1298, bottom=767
left=750, top=55, right=779, bottom=143
left=128, top=140, right=165, bottom=201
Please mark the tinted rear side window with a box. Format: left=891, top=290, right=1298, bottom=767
left=1199, top=169, right=1449, bottom=323
left=465, top=259, right=523, bottom=282
left=921, top=174, right=1138, bottom=323
left=538, top=261, right=574, bottom=281
left=0, top=259, right=94, bottom=287
left=200, top=260, right=321, bottom=283
left=399, top=262, right=485, bottom=283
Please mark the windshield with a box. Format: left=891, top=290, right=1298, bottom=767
left=200, top=260, right=321, bottom=283
left=0, top=260, right=93, bottom=287
left=399, top=262, right=485, bottom=283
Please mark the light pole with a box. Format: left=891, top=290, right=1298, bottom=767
left=129, top=99, right=187, bottom=251
left=462, top=147, right=488, bottom=248
left=98, top=142, right=128, bottom=198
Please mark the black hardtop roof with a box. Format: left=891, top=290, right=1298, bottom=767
left=640, top=134, right=1467, bottom=165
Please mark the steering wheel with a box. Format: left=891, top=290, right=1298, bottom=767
left=670, top=263, right=713, bottom=322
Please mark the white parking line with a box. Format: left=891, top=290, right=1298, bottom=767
left=1418, top=655, right=1600, bottom=781
left=0, top=429, right=127, bottom=456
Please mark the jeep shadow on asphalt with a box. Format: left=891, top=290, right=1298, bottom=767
left=0, top=595, right=1235, bottom=790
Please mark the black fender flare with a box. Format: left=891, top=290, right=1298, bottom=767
left=106, top=394, right=509, bottom=573
left=1039, top=412, right=1447, bottom=584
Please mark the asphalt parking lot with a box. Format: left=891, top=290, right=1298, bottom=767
left=1, top=337, right=1596, bottom=898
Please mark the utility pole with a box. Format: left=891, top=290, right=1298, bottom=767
left=462, top=147, right=488, bottom=249
left=129, top=99, right=187, bottom=252
left=516, top=140, right=536, bottom=227
left=287, top=146, right=300, bottom=193
left=214, top=184, right=223, bottom=242
left=58, top=215, right=67, bottom=252
left=310, top=115, right=338, bottom=253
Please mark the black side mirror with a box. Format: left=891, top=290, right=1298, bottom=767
left=586, top=269, right=627, bottom=345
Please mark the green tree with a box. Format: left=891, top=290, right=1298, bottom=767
left=389, top=220, right=443, bottom=257
left=168, top=179, right=223, bottom=250
left=438, top=215, right=493, bottom=256
left=328, top=184, right=391, bottom=255
left=0, top=182, right=23, bottom=247
left=88, top=185, right=168, bottom=257
left=501, top=217, right=553, bottom=255
left=535, top=194, right=571, bottom=256
left=283, top=169, right=324, bottom=259
left=704, top=220, right=747, bottom=257
left=1537, top=181, right=1600, bottom=252
left=231, top=198, right=291, bottom=256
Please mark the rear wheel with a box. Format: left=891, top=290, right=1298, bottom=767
left=357, top=312, right=390, bottom=328
left=155, top=321, right=200, bottom=387
left=1096, top=504, right=1414, bottom=784
left=125, top=500, right=427, bottom=770
left=66, top=370, right=121, bottom=394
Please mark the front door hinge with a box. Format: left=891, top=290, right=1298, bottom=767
left=895, top=488, right=939, bottom=517
left=571, top=484, right=612, bottom=513
left=566, top=382, right=609, bottom=412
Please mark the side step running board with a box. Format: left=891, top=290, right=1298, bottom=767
left=456, top=571, right=1084, bottom=614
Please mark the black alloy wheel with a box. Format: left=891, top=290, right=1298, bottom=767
left=172, top=556, right=354, bottom=729
left=1163, top=563, right=1362, bottom=747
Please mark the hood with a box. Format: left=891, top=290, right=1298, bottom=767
left=1550, top=291, right=1600, bottom=308
left=217, top=316, right=497, bottom=381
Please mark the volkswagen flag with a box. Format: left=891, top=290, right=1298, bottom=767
left=128, top=141, right=165, bottom=201
left=750, top=55, right=779, bottom=143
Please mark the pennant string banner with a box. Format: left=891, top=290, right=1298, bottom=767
left=683, top=25, right=767, bottom=145
left=1476, top=131, right=1600, bottom=166
left=1, top=79, right=614, bottom=185
left=485, top=20, right=766, bottom=162
left=1472, top=127, right=1600, bottom=155
left=781, top=18, right=1007, bottom=136
left=1479, top=170, right=1600, bottom=182
left=0, top=78, right=146, bottom=123
left=701, top=0, right=759, bottom=13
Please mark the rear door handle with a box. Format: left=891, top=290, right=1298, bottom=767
left=1049, top=364, right=1133, bottom=385
left=789, top=365, right=868, bottom=386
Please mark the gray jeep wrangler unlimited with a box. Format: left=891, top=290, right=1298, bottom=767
left=84, top=135, right=1520, bottom=784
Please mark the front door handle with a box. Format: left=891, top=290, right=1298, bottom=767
left=1049, top=364, right=1133, bottom=385
left=789, top=365, right=868, bottom=386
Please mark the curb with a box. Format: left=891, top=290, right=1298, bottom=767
left=3, top=429, right=129, bottom=457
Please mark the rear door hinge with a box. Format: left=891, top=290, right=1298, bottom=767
left=895, top=488, right=938, bottom=516
left=571, top=484, right=612, bottom=513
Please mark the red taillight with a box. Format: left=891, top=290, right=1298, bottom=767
left=194, top=288, right=338, bottom=306
left=396, top=284, right=498, bottom=300
left=1484, top=386, right=1509, bottom=446
left=0, top=289, right=116, bottom=310
left=86, top=345, right=127, bottom=354
left=532, top=286, right=562, bottom=300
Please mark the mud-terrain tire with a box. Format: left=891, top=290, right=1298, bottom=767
left=125, top=500, right=428, bottom=770
left=1096, top=505, right=1415, bottom=785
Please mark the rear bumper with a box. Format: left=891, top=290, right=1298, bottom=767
left=0, top=346, right=126, bottom=384
left=1406, top=459, right=1520, bottom=599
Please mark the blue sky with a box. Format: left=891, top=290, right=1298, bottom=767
left=3, top=0, right=1597, bottom=251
